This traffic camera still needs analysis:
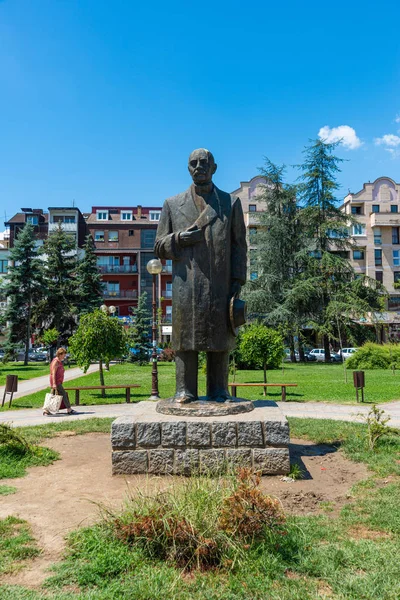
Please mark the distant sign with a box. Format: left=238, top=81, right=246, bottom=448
left=162, top=326, right=172, bottom=335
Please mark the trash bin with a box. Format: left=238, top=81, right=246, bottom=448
left=353, top=371, right=365, bottom=389
left=6, top=375, right=18, bottom=393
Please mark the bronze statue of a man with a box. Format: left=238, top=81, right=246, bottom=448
left=155, top=149, right=247, bottom=403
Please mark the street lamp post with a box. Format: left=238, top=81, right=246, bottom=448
left=146, top=258, right=163, bottom=400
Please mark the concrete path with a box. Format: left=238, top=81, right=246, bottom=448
left=1, top=399, right=399, bottom=429
left=0, top=363, right=100, bottom=405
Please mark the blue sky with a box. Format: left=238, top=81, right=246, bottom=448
left=1, top=0, right=400, bottom=222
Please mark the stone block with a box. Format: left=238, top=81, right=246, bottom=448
left=200, top=449, right=226, bottom=474
left=237, top=421, right=264, bottom=447
left=111, top=418, right=136, bottom=449
left=174, top=449, right=200, bottom=475
left=112, top=450, right=147, bottom=474
left=226, top=448, right=252, bottom=469
left=186, top=422, right=211, bottom=447
left=148, top=449, right=174, bottom=474
left=137, top=422, right=161, bottom=447
left=212, top=422, right=236, bottom=447
left=264, top=421, right=290, bottom=446
left=253, top=448, right=290, bottom=475
left=161, top=422, right=186, bottom=447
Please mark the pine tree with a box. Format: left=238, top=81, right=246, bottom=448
left=34, top=223, right=78, bottom=344
left=244, top=159, right=305, bottom=360
left=75, top=234, right=103, bottom=314
left=294, top=139, right=384, bottom=359
left=128, top=292, right=151, bottom=364
left=1, top=224, right=43, bottom=365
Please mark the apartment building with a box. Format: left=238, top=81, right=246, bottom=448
left=231, top=175, right=267, bottom=280
left=343, top=176, right=400, bottom=335
left=85, top=205, right=172, bottom=322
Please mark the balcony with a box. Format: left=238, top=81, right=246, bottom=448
left=246, top=213, right=261, bottom=226
left=162, top=290, right=172, bottom=298
left=102, top=289, right=138, bottom=299
left=98, top=265, right=138, bottom=274
left=370, top=213, right=400, bottom=227
left=48, top=222, right=77, bottom=232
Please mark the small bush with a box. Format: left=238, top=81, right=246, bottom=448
left=159, top=348, right=175, bottom=362
left=219, top=469, right=286, bottom=539
left=346, top=342, right=392, bottom=370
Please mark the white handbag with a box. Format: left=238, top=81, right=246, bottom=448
left=43, top=389, right=63, bottom=414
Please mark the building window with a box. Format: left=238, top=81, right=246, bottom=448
left=96, top=211, right=109, bottom=221
left=374, top=228, right=382, bottom=245
left=394, top=272, right=400, bottom=283
left=391, top=205, right=399, bottom=213
left=352, top=224, right=366, bottom=236
left=141, top=229, right=156, bottom=249
left=149, top=211, right=161, bottom=222
left=94, top=230, right=105, bottom=242
left=249, top=227, right=257, bottom=243
left=108, top=231, right=119, bottom=242
left=121, top=211, right=132, bottom=221
left=394, top=250, right=400, bottom=266
left=106, top=282, right=120, bottom=296
left=65, top=216, right=76, bottom=224
left=165, top=305, right=172, bottom=323
left=375, top=271, right=383, bottom=283
left=249, top=204, right=257, bottom=212
left=351, top=206, right=362, bottom=215
left=353, top=250, right=365, bottom=260
left=0, top=260, right=8, bottom=274
left=26, top=215, right=38, bottom=225
left=388, top=296, right=400, bottom=310
left=375, top=249, right=382, bottom=266
left=393, top=227, right=400, bottom=245
left=128, top=230, right=134, bottom=237
left=372, top=205, right=380, bottom=213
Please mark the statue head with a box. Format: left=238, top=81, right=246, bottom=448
left=188, top=148, right=217, bottom=185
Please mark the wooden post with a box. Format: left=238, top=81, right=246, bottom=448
left=231, top=385, right=237, bottom=398
left=282, top=386, right=286, bottom=401
left=75, top=389, right=80, bottom=405
left=126, top=387, right=131, bottom=403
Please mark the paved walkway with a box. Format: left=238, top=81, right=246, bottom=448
left=0, top=363, right=100, bottom=406
left=1, top=399, right=399, bottom=428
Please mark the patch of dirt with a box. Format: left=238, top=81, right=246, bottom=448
left=348, top=525, right=392, bottom=540
left=0, top=434, right=370, bottom=588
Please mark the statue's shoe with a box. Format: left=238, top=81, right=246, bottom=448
left=172, top=393, right=198, bottom=404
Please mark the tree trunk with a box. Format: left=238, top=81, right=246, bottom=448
left=298, top=330, right=305, bottom=362
left=289, top=335, right=296, bottom=363
left=263, top=361, right=267, bottom=396
left=24, top=296, right=31, bottom=366
left=323, top=335, right=331, bottom=362
left=99, top=359, right=106, bottom=398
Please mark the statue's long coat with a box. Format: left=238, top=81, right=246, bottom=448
left=154, top=186, right=247, bottom=352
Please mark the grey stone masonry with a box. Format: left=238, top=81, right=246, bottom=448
left=111, top=402, right=290, bottom=476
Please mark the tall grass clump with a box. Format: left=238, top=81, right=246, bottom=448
left=110, top=468, right=286, bottom=572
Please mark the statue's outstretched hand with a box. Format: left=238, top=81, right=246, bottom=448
left=179, top=225, right=204, bottom=246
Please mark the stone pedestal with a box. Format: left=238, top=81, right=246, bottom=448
left=111, top=401, right=290, bottom=476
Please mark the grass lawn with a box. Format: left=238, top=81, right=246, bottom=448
left=3, top=361, right=400, bottom=410
left=0, top=362, right=52, bottom=387
left=0, top=417, right=399, bottom=599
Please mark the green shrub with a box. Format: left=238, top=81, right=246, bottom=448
left=346, top=342, right=400, bottom=370
left=239, top=323, right=284, bottom=370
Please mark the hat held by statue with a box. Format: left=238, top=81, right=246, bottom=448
left=229, top=297, right=247, bottom=336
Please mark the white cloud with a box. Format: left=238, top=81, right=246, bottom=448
left=318, top=125, right=362, bottom=150
left=395, top=114, right=400, bottom=123
left=375, top=134, right=400, bottom=148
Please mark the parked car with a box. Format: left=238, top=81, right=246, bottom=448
left=28, top=349, right=48, bottom=362
left=309, top=348, right=341, bottom=362
left=284, top=348, right=317, bottom=362
left=340, top=347, right=358, bottom=361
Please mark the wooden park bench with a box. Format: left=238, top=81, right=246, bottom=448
left=63, top=384, right=140, bottom=405
left=229, top=382, right=298, bottom=402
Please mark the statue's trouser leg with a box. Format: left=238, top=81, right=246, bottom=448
left=174, top=351, right=198, bottom=402
left=206, top=351, right=230, bottom=400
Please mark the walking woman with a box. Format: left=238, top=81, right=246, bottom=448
left=44, top=348, right=78, bottom=416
